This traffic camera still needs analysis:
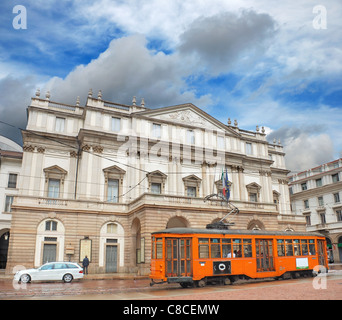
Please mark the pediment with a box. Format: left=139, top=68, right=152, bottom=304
left=147, top=170, right=167, bottom=178
left=103, top=165, right=126, bottom=174
left=246, top=182, right=262, bottom=190
left=182, top=174, right=202, bottom=182
left=137, top=103, right=240, bottom=136
left=43, top=165, right=67, bottom=175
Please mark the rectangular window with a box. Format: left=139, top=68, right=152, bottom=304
left=277, top=239, right=285, bottom=256
left=210, top=239, right=221, bottom=258
left=233, top=239, right=242, bottom=257
left=55, top=117, right=65, bottom=133
left=156, top=238, right=163, bottom=259
left=4, top=196, right=14, bottom=212
left=151, top=183, right=161, bottom=194
left=301, top=240, right=308, bottom=255
left=309, top=240, right=316, bottom=255
left=249, top=193, right=257, bottom=202
left=243, top=239, right=252, bottom=257
left=8, top=173, right=18, bottom=188
left=336, top=210, right=342, bottom=222
left=246, top=142, right=252, bottom=155
left=107, top=179, right=119, bottom=203
left=187, top=186, right=196, bottom=197
left=315, top=178, right=322, bottom=187
left=332, top=173, right=339, bottom=183
left=320, top=213, right=326, bottom=224
left=152, top=123, right=161, bottom=139
left=111, top=117, right=121, bottom=132
left=301, top=182, right=307, bottom=191
left=186, top=130, right=195, bottom=144
left=318, top=196, right=324, bottom=206
left=334, top=193, right=340, bottom=203
left=305, top=215, right=311, bottom=226
left=198, top=238, right=209, bottom=259
left=293, top=239, right=301, bottom=256
left=222, top=239, right=232, bottom=258
left=304, top=200, right=309, bottom=209
left=48, top=179, right=60, bottom=198
left=285, top=239, right=293, bottom=256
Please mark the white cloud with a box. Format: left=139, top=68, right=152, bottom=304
left=283, top=133, right=334, bottom=173
left=44, top=34, right=212, bottom=108
left=178, top=10, right=276, bottom=75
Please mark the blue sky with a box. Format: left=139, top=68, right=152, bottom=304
left=0, top=0, right=341, bottom=172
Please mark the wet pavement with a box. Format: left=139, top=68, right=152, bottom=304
left=1, top=270, right=342, bottom=300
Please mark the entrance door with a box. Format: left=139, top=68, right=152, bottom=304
left=256, top=239, right=275, bottom=272
left=0, top=232, right=9, bottom=269
left=106, top=245, right=118, bottom=273
left=317, top=240, right=327, bottom=267
left=42, top=244, right=56, bottom=264
left=166, top=238, right=191, bottom=277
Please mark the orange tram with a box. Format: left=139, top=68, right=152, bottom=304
left=150, top=228, right=328, bottom=287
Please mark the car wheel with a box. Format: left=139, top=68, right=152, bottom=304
left=63, top=273, right=73, bottom=283
left=20, top=274, right=31, bottom=284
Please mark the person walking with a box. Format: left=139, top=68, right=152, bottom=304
left=82, top=255, right=89, bottom=275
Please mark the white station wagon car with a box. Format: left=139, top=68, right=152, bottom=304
left=14, top=262, right=84, bottom=283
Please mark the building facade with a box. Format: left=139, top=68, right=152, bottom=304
left=6, top=90, right=304, bottom=275
left=0, top=136, right=23, bottom=269
left=289, top=159, right=342, bottom=262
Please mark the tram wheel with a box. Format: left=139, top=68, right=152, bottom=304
left=197, top=279, right=206, bottom=288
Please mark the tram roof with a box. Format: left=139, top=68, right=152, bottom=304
left=151, top=228, right=324, bottom=238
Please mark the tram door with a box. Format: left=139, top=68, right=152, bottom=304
left=256, top=239, right=275, bottom=272
left=317, top=240, right=327, bottom=267
left=166, top=238, right=192, bottom=277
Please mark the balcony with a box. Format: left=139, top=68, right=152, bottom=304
left=12, top=193, right=279, bottom=215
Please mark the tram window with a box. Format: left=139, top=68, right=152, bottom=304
left=293, top=239, right=301, bottom=256
left=243, top=239, right=252, bottom=257
left=156, top=238, right=163, bottom=259
left=199, top=238, right=209, bottom=258
left=285, top=239, right=293, bottom=256
left=301, top=240, right=308, bottom=255
left=222, top=239, right=232, bottom=258
left=233, top=239, right=242, bottom=257
left=152, top=237, right=155, bottom=259
left=166, top=240, right=172, bottom=259
left=309, top=240, right=316, bottom=255
left=277, top=239, right=285, bottom=256
left=210, top=239, right=221, bottom=258
left=186, top=240, right=191, bottom=258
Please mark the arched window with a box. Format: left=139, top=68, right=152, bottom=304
left=45, top=220, right=57, bottom=231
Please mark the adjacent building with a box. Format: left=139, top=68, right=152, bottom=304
left=0, top=136, right=23, bottom=269
left=6, top=90, right=304, bottom=275
left=289, top=159, right=342, bottom=262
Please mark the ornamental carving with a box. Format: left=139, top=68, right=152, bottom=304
left=82, top=144, right=91, bottom=152
left=23, top=144, right=35, bottom=152
left=168, top=110, right=206, bottom=126
left=92, top=145, right=103, bottom=153
left=36, top=146, right=45, bottom=153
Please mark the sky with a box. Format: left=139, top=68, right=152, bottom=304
left=0, top=0, right=341, bottom=174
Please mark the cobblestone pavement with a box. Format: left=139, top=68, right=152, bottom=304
left=1, top=271, right=341, bottom=300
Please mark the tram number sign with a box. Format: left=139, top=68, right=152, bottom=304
left=213, top=261, right=231, bottom=275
